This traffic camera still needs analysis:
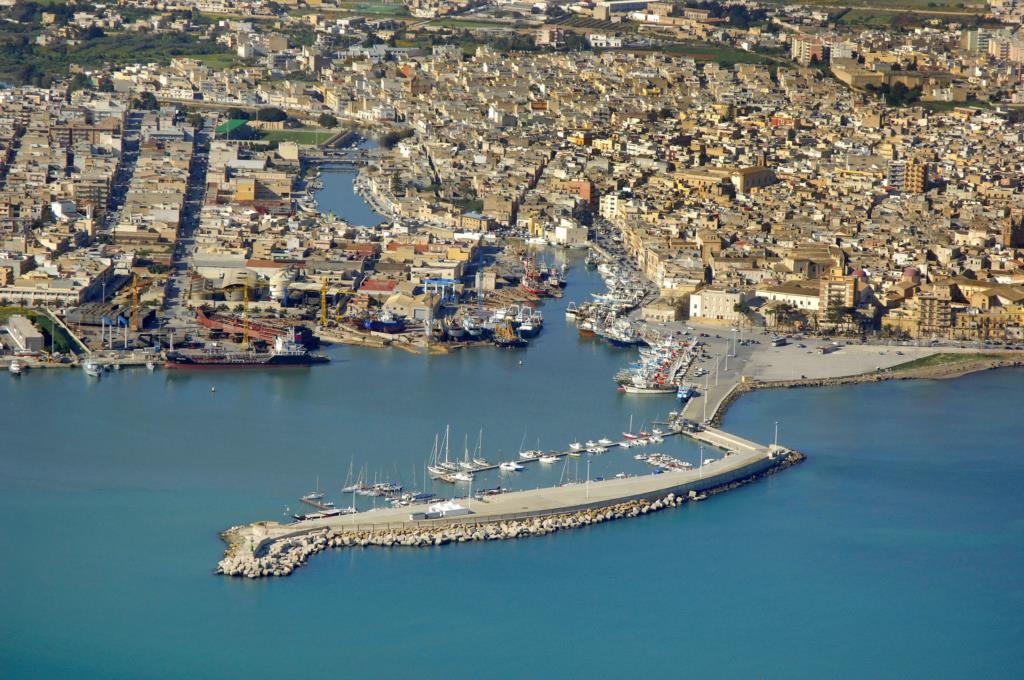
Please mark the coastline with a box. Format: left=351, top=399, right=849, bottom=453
left=708, top=352, right=1024, bottom=427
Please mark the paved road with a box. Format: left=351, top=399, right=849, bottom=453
left=161, top=115, right=213, bottom=332
left=101, top=111, right=143, bottom=236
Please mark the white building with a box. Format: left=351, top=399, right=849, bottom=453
left=688, top=287, right=753, bottom=322
left=756, top=282, right=821, bottom=313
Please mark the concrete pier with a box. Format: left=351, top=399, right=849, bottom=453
left=217, top=423, right=800, bottom=577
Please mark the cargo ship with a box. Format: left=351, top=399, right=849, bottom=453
left=164, top=331, right=329, bottom=369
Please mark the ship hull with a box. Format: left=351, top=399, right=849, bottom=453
left=363, top=320, right=405, bottom=333
left=619, top=385, right=675, bottom=394
left=164, top=353, right=328, bottom=369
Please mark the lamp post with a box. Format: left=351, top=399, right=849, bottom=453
left=703, top=370, right=709, bottom=422
left=586, top=455, right=591, bottom=500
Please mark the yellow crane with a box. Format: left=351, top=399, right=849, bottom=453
left=241, top=280, right=274, bottom=346
left=320, top=282, right=359, bottom=327
left=131, top=275, right=140, bottom=332
left=243, top=285, right=250, bottom=346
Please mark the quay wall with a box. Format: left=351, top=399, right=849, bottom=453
left=255, top=453, right=779, bottom=552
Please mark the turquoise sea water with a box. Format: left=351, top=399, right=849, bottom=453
left=2, top=254, right=1023, bottom=678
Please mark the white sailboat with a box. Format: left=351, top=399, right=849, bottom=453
left=471, top=429, right=489, bottom=467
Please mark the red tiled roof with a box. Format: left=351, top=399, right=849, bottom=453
left=359, top=279, right=398, bottom=292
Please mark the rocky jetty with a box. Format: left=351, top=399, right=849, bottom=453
left=709, top=356, right=1024, bottom=427
left=216, top=451, right=804, bottom=579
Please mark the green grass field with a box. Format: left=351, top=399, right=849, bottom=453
left=260, top=127, right=340, bottom=145
left=891, top=352, right=994, bottom=371
left=192, top=53, right=243, bottom=71
left=326, top=1, right=410, bottom=16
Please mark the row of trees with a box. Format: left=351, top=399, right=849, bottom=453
left=865, top=81, right=923, bottom=107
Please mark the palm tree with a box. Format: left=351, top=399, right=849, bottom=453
left=773, top=302, right=796, bottom=329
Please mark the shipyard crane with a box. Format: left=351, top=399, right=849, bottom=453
left=241, top=279, right=270, bottom=346
left=320, top=281, right=359, bottom=327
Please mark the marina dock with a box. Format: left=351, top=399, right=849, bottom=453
left=218, top=420, right=798, bottom=578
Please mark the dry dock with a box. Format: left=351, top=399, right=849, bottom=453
left=217, top=425, right=803, bottom=578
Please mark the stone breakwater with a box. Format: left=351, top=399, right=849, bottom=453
left=709, top=356, right=1024, bottom=428
left=216, top=451, right=805, bottom=579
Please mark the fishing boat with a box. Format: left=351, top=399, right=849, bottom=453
left=620, top=384, right=675, bottom=394
left=494, top=320, right=527, bottom=348
left=516, top=319, right=539, bottom=339
left=447, top=320, right=467, bottom=340
left=83, top=359, right=101, bottom=377
left=8, top=359, right=23, bottom=376
left=565, top=302, right=578, bottom=320
left=462, top=317, right=487, bottom=339
left=363, top=311, right=405, bottom=334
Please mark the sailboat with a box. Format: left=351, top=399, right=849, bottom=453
left=440, top=426, right=459, bottom=472
left=623, top=414, right=637, bottom=439
left=459, top=434, right=475, bottom=470
left=341, top=459, right=362, bottom=493
left=427, top=433, right=446, bottom=476
left=472, top=429, right=489, bottom=467
left=519, top=433, right=543, bottom=460
left=301, top=476, right=325, bottom=503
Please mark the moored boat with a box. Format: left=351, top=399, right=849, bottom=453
left=363, top=311, right=405, bottom=334
left=165, top=332, right=329, bottom=369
